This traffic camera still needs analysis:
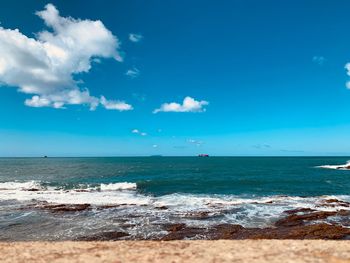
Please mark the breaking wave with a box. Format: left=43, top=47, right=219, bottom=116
left=0, top=181, right=43, bottom=190
left=0, top=181, right=349, bottom=221
left=100, top=182, right=137, bottom=191
left=0, top=181, right=145, bottom=206
left=317, top=160, right=350, bottom=170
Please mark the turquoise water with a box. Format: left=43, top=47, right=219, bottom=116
left=0, top=157, right=349, bottom=240
left=0, top=157, right=349, bottom=196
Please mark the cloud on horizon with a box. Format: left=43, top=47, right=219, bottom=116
left=0, top=3, right=133, bottom=111
left=153, top=96, right=208, bottom=113
left=187, top=139, right=203, bottom=146
left=252, top=144, right=271, bottom=149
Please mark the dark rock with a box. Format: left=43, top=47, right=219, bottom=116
left=210, top=224, right=245, bottom=239
left=155, top=206, right=168, bottom=210
left=319, top=199, right=350, bottom=208
left=184, top=211, right=211, bottom=219
left=98, top=205, right=121, bottom=209
left=39, top=203, right=91, bottom=212
left=165, top=223, right=186, bottom=232
left=275, top=211, right=339, bottom=227
left=161, top=224, right=207, bottom=241
left=183, top=211, right=225, bottom=220
left=236, top=224, right=350, bottom=240
left=77, top=231, right=129, bottom=241
left=160, top=222, right=350, bottom=241
left=158, top=207, right=350, bottom=240
left=284, top=208, right=315, bottom=214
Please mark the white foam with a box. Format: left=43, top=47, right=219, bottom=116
left=317, top=160, right=350, bottom=170
left=0, top=181, right=146, bottom=206
left=100, top=182, right=137, bottom=191
left=0, top=181, right=42, bottom=190
left=0, top=188, right=150, bottom=206
left=0, top=181, right=349, bottom=226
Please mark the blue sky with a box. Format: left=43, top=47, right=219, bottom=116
left=1, top=0, right=350, bottom=156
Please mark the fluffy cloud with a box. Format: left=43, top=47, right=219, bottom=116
left=125, top=67, right=140, bottom=78
left=0, top=3, right=132, bottom=111
left=100, top=96, right=133, bottom=111
left=129, top=33, right=143, bottom=43
left=153, top=96, right=209, bottom=113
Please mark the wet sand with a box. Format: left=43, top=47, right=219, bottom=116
left=1, top=240, right=350, bottom=263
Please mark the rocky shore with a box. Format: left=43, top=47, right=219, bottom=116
left=28, top=198, right=350, bottom=241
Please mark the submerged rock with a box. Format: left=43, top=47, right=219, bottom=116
left=275, top=211, right=339, bottom=227
left=25, top=188, right=40, bottom=192
left=276, top=209, right=350, bottom=227
left=319, top=199, right=350, bottom=208
left=284, top=208, right=316, bottom=214
left=38, top=203, right=91, bottom=212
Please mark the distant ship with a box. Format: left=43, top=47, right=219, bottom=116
left=198, top=154, right=209, bottom=157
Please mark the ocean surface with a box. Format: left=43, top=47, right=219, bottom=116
left=0, top=157, right=349, bottom=240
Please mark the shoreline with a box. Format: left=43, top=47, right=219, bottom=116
left=1, top=240, right=350, bottom=263
left=2, top=198, right=350, bottom=241
left=23, top=199, right=350, bottom=241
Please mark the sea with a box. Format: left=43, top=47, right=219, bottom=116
left=0, top=156, right=349, bottom=241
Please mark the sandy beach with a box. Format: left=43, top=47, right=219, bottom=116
left=1, top=240, right=350, bottom=263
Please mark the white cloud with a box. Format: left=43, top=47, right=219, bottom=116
left=153, top=96, right=209, bottom=113
left=345, top=63, right=350, bottom=89
left=129, top=33, right=143, bottom=43
left=25, top=95, right=51, bottom=108
left=100, top=96, right=133, bottom=111
left=187, top=139, right=203, bottom=146
left=312, top=56, right=326, bottom=65
left=345, top=63, right=350, bottom=76
left=125, top=67, right=140, bottom=78
left=131, top=129, right=147, bottom=136
left=0, top=3, right=132, bottom=111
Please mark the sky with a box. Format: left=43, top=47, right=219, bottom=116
left=1, top=0, right=350, bottom=156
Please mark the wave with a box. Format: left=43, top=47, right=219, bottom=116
left=100, top=182, right=137, bottom=191
left=0, top=181, right=137, bottom=191
left=0, top=181, right=42, bottom=190
left=0, top=181, right=349, bottom=225
left=317, top=160, right=350, bottom=170
left=0, top=181, right=144, bottom=206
